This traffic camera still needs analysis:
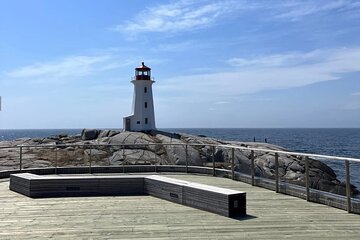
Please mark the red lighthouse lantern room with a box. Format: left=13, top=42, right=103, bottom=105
left=135, top=62, right=151, bottom=80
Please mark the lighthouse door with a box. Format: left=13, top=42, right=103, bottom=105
left=125, top=118, right=131, bottom=131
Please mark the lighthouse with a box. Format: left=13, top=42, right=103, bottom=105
left=123, top=62, right=156, bottom=132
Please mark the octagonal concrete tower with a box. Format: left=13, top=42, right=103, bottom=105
left=123, top=62, right=156, bottom=131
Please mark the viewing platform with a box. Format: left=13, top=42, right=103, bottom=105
left=1, top=136, right=360, bottom=239
left=1, top=173, right=360, bottom=239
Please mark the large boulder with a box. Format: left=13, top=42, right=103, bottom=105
left=98, top=130, right=121, bottom=138
left=109, top=131, right=155, bottom=145
left=81, top=129, right=99, bottom=140
left=108, top=149, right=163, bottom=165
left=109, top=131, right=158, bottom=152
left=98, top=130, right=111, bottom=139
left=156, top=134, right=202, bottom=166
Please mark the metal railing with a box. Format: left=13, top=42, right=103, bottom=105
left=0, top=142, right=359, bottom=213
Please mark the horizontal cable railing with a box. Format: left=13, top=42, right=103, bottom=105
left=0, top=142, right=359, bottom=213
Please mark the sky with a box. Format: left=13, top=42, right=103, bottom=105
left=0, top=0, right=360, bottom=129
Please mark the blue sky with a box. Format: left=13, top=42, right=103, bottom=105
left=1, top=0, right=360, bottom=129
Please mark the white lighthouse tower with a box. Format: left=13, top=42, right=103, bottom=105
left=123, top=62, right=156, bottom=132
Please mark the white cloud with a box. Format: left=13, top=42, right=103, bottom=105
left=7, top=55, right=112, bottom=78
left=351, top=92, right=360, bottom=96
left=273, top=0, right=360, bottom=21
left=111, top=0, right=242, bottom=36
left=227, top=50, right=323, bottom=68
left=6, top=55, right=136, bottom=80
left=215, top=101, right=230, bottom=104
left=111, top=0, right=360, bottom=38
left=158, top=47, right=360, bottom=97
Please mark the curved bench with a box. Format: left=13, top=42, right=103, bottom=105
left=3, top=165, right=360, bottom=214
left=9, top=173, right=246, bottom=218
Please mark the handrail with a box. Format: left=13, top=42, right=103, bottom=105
left=1, top=141, right=359, bottom=213
left=1, top=142, right=359, bottom=163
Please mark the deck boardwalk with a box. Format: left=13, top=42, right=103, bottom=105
left=1, top=174, right=360, bottom=239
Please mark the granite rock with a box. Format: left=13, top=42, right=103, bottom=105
left=0, top=128, right=358, bottom=196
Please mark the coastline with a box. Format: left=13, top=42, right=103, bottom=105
left=2, top=128, right=359, bottom=187
left=0, top=128, right=358, bottom=197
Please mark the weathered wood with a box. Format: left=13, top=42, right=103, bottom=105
left=9, top=173, right=246, bottom=217
left=144, top=176, right=185, bottom=204
left=2, top=165, right=360, bottom=213
left=146, top=175, right=246, bottom=217
left=1, top=174, right=360, bottom=239
left=345, top=160, right=351, bottom=213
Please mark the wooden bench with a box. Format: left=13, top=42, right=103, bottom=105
left=9, top=173, right=145, bottom=197
left=145, top=175, right=246, bottom=217
left=9, top=173, right=246, bottom=218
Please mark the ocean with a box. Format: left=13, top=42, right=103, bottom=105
left=1, top=128, right=359, bottom=189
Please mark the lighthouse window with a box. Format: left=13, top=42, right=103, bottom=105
left=144, top=87, right=147, bottom=93
left=145, top=118, right=148, bottom=124
left=145, top=102, right=148, bottom=108
left=137, top=121, right=140, bottom=124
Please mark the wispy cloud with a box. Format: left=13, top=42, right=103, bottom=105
left=111, top=0, right=242, bottom=36
left=227, top=50, right=323, bottom=68
left=7, top=55, right=111, bottom=78
left=6, top=55, right=135, bottom=80
left=351, top=92, right=360, bottom=96
left=215, top=101, right=230, bottom=105
left=159, top=47, right=360, bottom=96
left=111, top=0, right=360, bottom=38
left=272, top=0, right=360, bottom=21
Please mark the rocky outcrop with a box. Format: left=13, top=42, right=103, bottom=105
left=0, top=129, right=358, bottom=196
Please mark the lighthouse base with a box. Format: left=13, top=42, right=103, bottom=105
left=123, top=115, right=156, bottom=132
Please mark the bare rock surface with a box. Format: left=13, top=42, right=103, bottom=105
left=0, top=128, right=358, bottom=196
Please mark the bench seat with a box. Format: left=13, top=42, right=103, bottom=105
left=10, top=173, right=246, bottom=217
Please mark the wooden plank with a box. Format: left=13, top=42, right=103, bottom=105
left=9, top=173, right=246, bottom=217
left=1, top=174, right=360, bottom=239
left=144, top=177, right=184, bottom=204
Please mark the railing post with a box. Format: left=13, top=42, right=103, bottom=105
left=55, top=148, right=58, bottom=175
left=275, top=153, right=279, bottom=193
left=89, top=146, right=92, bottom=174
left=154, top=146, right=157, bottom=173
left=305, top=156, right=310, bottom=201
left=122, top=145, right=125, bottom=173
left=231, top=148, right=235, bottom=180
left=345, top=160, right=351, bottom=213
left=251, top=150, right=255, bottom=186
left=19, top=146, right=23, bottom=171
left=185, top=144, right=188, bottom=173
left=212, top=146, right=215, bottom=176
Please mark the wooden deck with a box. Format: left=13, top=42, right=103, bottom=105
left=1, top=173, right=360, bottom=239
